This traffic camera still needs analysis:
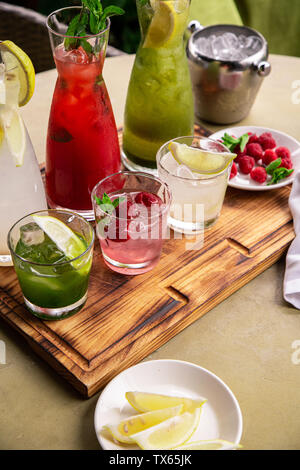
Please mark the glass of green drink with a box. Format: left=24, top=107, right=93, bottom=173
left=122, top=0, right=194, bottom=172
left=8, top=210, right=94, bottom=320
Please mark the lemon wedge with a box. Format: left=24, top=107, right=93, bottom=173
left=103, top=405, right=183, bottom=444
left=130, top=408, right=201, bottom=450
left=169, top=141, right=236, bottom=175
left=0, top=40, right=35, bottom=106
left=32, top=215, right=87, bottom=269
left=0, top=107, right=26, bottom=166
left=144, top=0, right=189, bottom=49
left=125, top=391, right=207, bottom=413
left=175, top=439, right=242, bottom=450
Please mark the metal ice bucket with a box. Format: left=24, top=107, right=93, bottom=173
left=187, top=23, right=271, bottom=125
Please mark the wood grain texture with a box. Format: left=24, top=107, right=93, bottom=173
left=0, top=125, right=295, bottom=397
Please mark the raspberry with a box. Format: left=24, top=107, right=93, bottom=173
left=279, top=158, right=293, bottom=170
left=135, top=191, right=162, bottom=207
left=275, top=146, right=291, bottom=160
left=262, top=149, right=278, bottom=166
left=248, top=133, right=259, bottom=144
left=230, top=161, right=237, bottom=179
left=234, top=145, right=247, bottom=164
left=246, top=143, right=264, bottom=162
left=258, top=132, right=277, bottom=150
left=238, top=155, right=255, bottom=174
left=250, top=166, right=267, bottom=184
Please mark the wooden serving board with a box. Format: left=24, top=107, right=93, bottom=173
left=0, top=125, right=295, bottom=398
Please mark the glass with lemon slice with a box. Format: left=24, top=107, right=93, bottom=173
left=157, top=136, right=235, bottom=233
left=122, top=0, right=194, bottom=172
left=0, top=41, right=47, bottom=266
left=8, top=210, right=94, bottom=320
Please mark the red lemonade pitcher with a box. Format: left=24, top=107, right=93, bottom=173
left=46, top=6, right=121, bottom=220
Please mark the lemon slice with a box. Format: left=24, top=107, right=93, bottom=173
left=32, top=215, right=87, bottom=268
left=0, top=107, right=26, bottom=166
left=125, top=391, right=207, bottom=413
left=175, top=439, right=242, bottom=450
left=169, top=141, right=236, bottom=175
left=0, top=40, right=35, bottom=106
left=144, top=0, right=190, bottom=48
left=130, top=408, right=201, bottom=450
left=103, top=405, right=183, bottom=444
left=144, top=1, right=174, bottom=48
left=0, top=63, right=5, bottom=104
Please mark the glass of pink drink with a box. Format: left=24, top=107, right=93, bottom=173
left=46, top=7, right=121, bottom=220
left=91, top=171, right=171, bottom=275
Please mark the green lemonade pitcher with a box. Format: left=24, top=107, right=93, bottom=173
left=122, top=0, right=194, bottom=171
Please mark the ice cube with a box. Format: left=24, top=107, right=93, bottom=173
left=245, top=35, right=263, bottom=53
left=211, top=35, right=230, bottom=60
left=20, top=222, right=45, bottom=246
left=238, top=34, right=248, bottom=48
left=196, top=37, right=214, bottom=58
left=176, top=164, right=196, bottom=179
left=160, top=151, right=179, bottom=175
left=222, top=32, right=239, bottom=49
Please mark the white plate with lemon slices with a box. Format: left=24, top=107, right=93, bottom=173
left=94, top=360, right=243, bottom=450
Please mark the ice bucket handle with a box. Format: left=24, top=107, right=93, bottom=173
left=187, top=20, right=203, bottom=34
left=256, top=60, right=271, bottom=77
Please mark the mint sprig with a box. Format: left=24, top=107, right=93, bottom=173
left=221, top=133, right=250, bottom=153
left=94, top=192, right=125, bottom=214
left=65, top=0, right=124, bottom=53
left=265, top=158, right=294, bottom=185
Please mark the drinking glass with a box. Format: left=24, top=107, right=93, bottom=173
left=157, top=136, right=231, bottom=233
left=91, top=171, right=171, bottom=274
left=8, top=210, right=94, bottom=320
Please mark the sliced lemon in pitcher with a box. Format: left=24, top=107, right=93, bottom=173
left=0, top=107, right=26, bottom=166
left=169, top=141, right=236, bottom=175
left=32, top=215, right=87, bottom=268
left=103, top=405, right=183, bottom=444
left=175, top=438, right=242, bottom=450
left=130, top=408, right=201, bottom=450
left=0, top=63, right=6, bottom=105
left=0, top=40, right=35, bottom=106
left=125, top=391, right=207, bottom=413
left=144, top=0, right=189, bottom=49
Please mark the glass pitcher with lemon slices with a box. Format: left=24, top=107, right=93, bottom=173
left=0, top=41, right=47, bottom=266
left=122, top=0, right=194, bottom=172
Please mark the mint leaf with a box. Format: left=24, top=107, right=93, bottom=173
left=79, top=38, right=93, bottom=53
left=267, top=167, right=294, bottom=185
left=265, top=158, right=281, bottom=175
left=98, top=5, right=125, bottom=31
left=64, top=1, right=124, bottom=53
left=221, top=133, right=249, bottom=153
left=239, top=133, right=249, bottom=152
left=94, top=192, right=125, bottom=214
left=65, top=14, right=81, bottom=50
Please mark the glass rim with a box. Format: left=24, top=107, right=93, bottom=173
left=157, top=135, right=232, bottom=181
left=7, top=209, right=95, bottom=267
left=91, top=170, right=172, bottom=221
left=46, top=6, right=110, bottom=40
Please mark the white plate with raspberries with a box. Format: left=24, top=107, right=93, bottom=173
left=210, top=126, right=300, bottom=191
